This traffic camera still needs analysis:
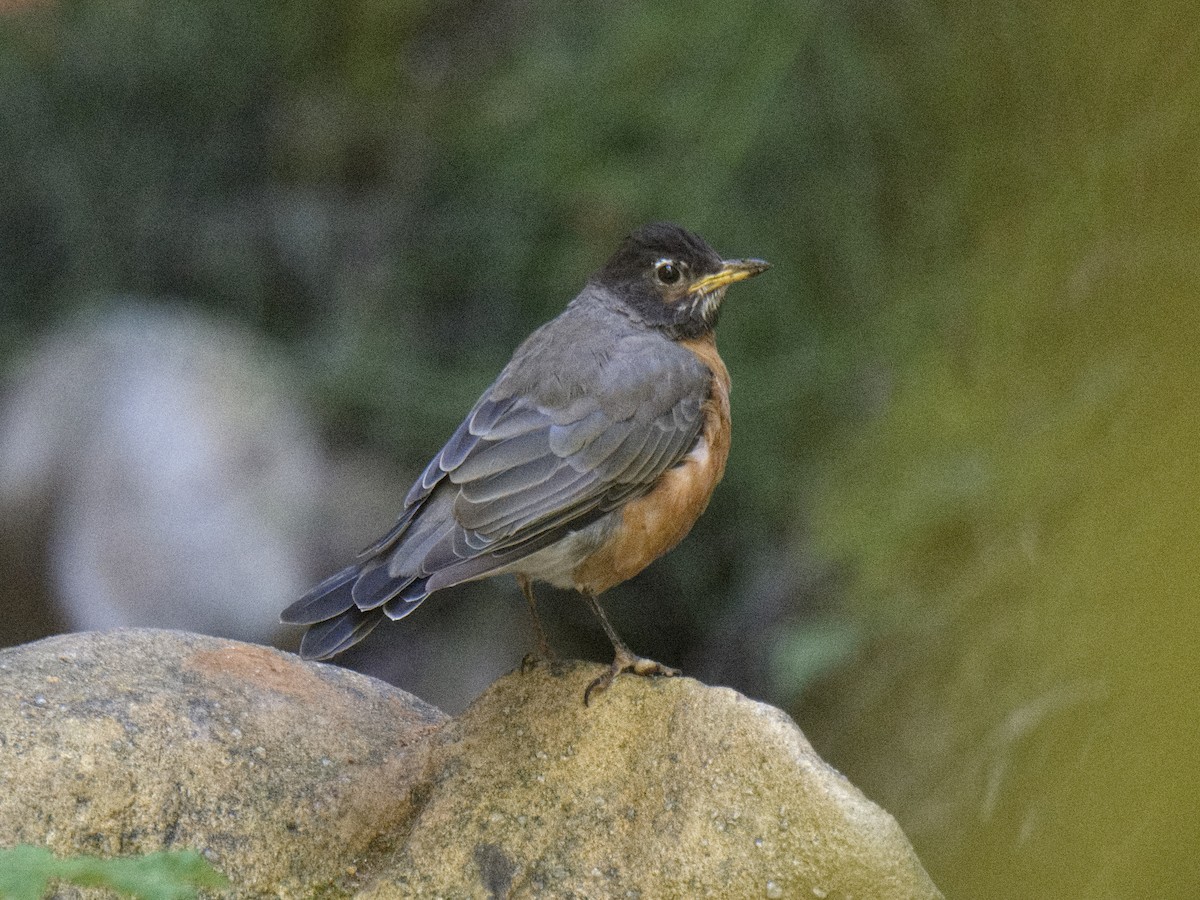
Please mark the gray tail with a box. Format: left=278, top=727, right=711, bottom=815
left=278, top=565, right=380, bottom=659
left=281, top=563, right=434, bottom=660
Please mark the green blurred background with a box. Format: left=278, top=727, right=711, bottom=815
left=2, top=0, right=1198, bottom=895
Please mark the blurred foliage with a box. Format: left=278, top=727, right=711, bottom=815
left=0, top=846, right=227, bottom=899
left=796, top=1, right=1200, bottom=897
left=0, top=0, right=917, bottom=669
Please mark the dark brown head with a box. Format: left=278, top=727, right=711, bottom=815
left=591, top=222, right=770, bottom=340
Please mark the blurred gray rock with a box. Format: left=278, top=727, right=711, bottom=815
left=0, top=629, right=941, bottom=899
left=0, top=302, right=322, bottom=642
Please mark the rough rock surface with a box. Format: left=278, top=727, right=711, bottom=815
left=370, top=660, right=940, bottom=899
left=0, top=630, right=445, bottom=895
left=0, top=630, right=940, bottom=899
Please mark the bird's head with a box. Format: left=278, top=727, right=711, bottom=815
left=592, top=222, right=770, bottom=340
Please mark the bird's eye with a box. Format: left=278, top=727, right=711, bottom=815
left=655, top=260, right=682, bottom=285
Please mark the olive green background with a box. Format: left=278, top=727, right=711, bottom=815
left=2, top=1, right=1197, bottom=896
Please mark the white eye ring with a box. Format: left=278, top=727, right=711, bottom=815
left=655, top=259, right=683, bottom=284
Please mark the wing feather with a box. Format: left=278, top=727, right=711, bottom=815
left=397, top=343, right=709, bottom=589
left=291, top=310, right=714, bottom=643
left=451, top=429, right=554, bottom=482
left=456, top=450, right=567, bottom=505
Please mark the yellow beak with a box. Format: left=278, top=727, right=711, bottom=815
left=690, top=258, right=771, bottom=293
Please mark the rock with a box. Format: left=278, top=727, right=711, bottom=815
left=368, top=660, right=941, bottom=899
left=0, top=303, right=322, bottom=644
left=0, top=630, right=940, bottom=899
left=0, top=630, right=446, bottom=895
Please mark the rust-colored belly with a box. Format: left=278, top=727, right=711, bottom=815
left=572, top=336, right=731, bottom=596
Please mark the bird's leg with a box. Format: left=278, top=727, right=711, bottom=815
left=517, top=574, right=555, bottom=671
left=582, top=592, right=680, bottom=705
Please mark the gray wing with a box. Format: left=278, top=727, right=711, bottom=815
left=365, top=330, right=710, bottom=605
left=281, top=316, right=713, bottom=659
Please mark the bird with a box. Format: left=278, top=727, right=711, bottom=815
left=282, top=222, right=770, bottom=702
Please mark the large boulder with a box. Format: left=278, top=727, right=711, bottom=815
left=0, top=630, right=940, bottom=898
left=375, top=659, right=941, bottom=899
left=0, top=629, right=445, bottom=895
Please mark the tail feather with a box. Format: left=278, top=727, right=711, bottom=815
left=297, top=606, right=382, bottom=660
left=282, top=559, right=433, bottom=659
left=348, top=559, right=422, bottom=611
left=281, top=562, right=390, bottom=660
left=382, top=576, right=433, bottom=620
left=280, top=565, right=359, bottom=625
left=284, top=462, right=590, bottom=658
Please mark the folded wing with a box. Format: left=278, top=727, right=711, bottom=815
left=282, top=328, right=711, bottom=659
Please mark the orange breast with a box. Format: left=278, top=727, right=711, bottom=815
left=572, top=335, right=731, bottom=596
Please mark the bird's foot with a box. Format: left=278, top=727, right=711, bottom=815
left=583, top=647, right=680, bottom=705
left=520, top=638, right=559, bottom=674
left=517, top=574, right=559, bottom=674
left=520, top=650, right=553, bottom=674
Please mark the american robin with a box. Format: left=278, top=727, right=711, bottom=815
left=282, top=222, right=769, bottom=702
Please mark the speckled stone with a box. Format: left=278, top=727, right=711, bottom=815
left=0, top=631, right=940, bottom=899
left=364, top=660, right=942, bottom=899
left=0, top=629, right=446, bottom=897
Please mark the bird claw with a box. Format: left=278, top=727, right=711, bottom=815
left=583, top=648, right=680, bottom=705
left=520, top=637, right=561, bottom=674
